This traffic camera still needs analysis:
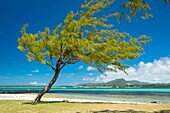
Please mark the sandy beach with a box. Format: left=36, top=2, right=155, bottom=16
left=0, top=93, right=145, bottom=104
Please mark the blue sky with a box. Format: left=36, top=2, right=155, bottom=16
left=0, top=0, right=170, bottom=86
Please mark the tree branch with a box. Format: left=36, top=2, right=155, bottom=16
left=60, top=58, right=82, bottom=70
left=46, top=62, right=56, bottom=72
left=49, top=50, right=54, bottom=66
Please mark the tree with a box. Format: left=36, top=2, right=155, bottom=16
left=18, top=0, right=151, bottom=102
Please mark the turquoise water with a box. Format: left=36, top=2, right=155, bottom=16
left=0, top=87, right=170, bottom=92
left=51, top=88, right=170, bottom=92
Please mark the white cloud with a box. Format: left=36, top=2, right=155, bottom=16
left=79, top=65, right=84, bottom=70
left=45, top=73, right=50, bottom=76
left=71, top=73, right=75, bottom=75
left=31, top=69, right=39, bottom=73
left=67, top=73, right=75, bottom=78
left=27, top=74, right=33, bottom=76
left=29, top=81, right=46, bottom=85
left=87, top=66, right=96, bottom=71
left=89, top=73, right=93, bottom=76
left=67, top=75, right=72, bottom=78
left=70, top=82, right=80, bottom=86
left=96, top=57, right=170, bottom=83
left=83, top=76, right=96, bottom=81
left=29, top=81, right=37, bottom=85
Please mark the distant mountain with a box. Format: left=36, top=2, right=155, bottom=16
left=74, top=78, right=170, bottom=88
left=107, top=78, right=148, bottom=85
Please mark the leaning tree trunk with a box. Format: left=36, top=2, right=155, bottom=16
left=34, top=70, right=60, bottom=102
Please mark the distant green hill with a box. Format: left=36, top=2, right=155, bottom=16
left=107, top=78, right=148, bottom=85
left=74, top=78, right=170, bottom=88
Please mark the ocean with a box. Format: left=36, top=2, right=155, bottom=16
left=0, top=87, right=170, bottom=104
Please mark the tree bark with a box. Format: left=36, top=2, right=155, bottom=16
left=34, top=70, right=60, bottom=102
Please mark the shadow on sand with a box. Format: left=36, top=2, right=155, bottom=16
left=91, top=109, right=170, bottom=113
left=22, top=101, right=69, bottom=105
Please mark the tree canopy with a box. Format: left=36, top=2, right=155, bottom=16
left=18, top=0, right=151, bottom=74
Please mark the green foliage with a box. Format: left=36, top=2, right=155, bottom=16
left=113, top=0, right=153, bottom=23
left=18, top=0, right=151, bottom=74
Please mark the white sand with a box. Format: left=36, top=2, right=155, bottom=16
left=0, top=94, right=146, bottom=104
left=0, top=94, right=35, bottom=100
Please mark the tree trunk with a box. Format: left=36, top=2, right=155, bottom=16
left=34, top=70, right=60, bottom=102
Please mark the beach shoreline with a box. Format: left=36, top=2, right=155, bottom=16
left=0, top=93, right=164, bottom=104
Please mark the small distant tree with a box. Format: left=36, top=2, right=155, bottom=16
left=18, top=0, right=151, bottom=102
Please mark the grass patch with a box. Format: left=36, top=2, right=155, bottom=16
left=0, top=100, right=170, bottom=113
